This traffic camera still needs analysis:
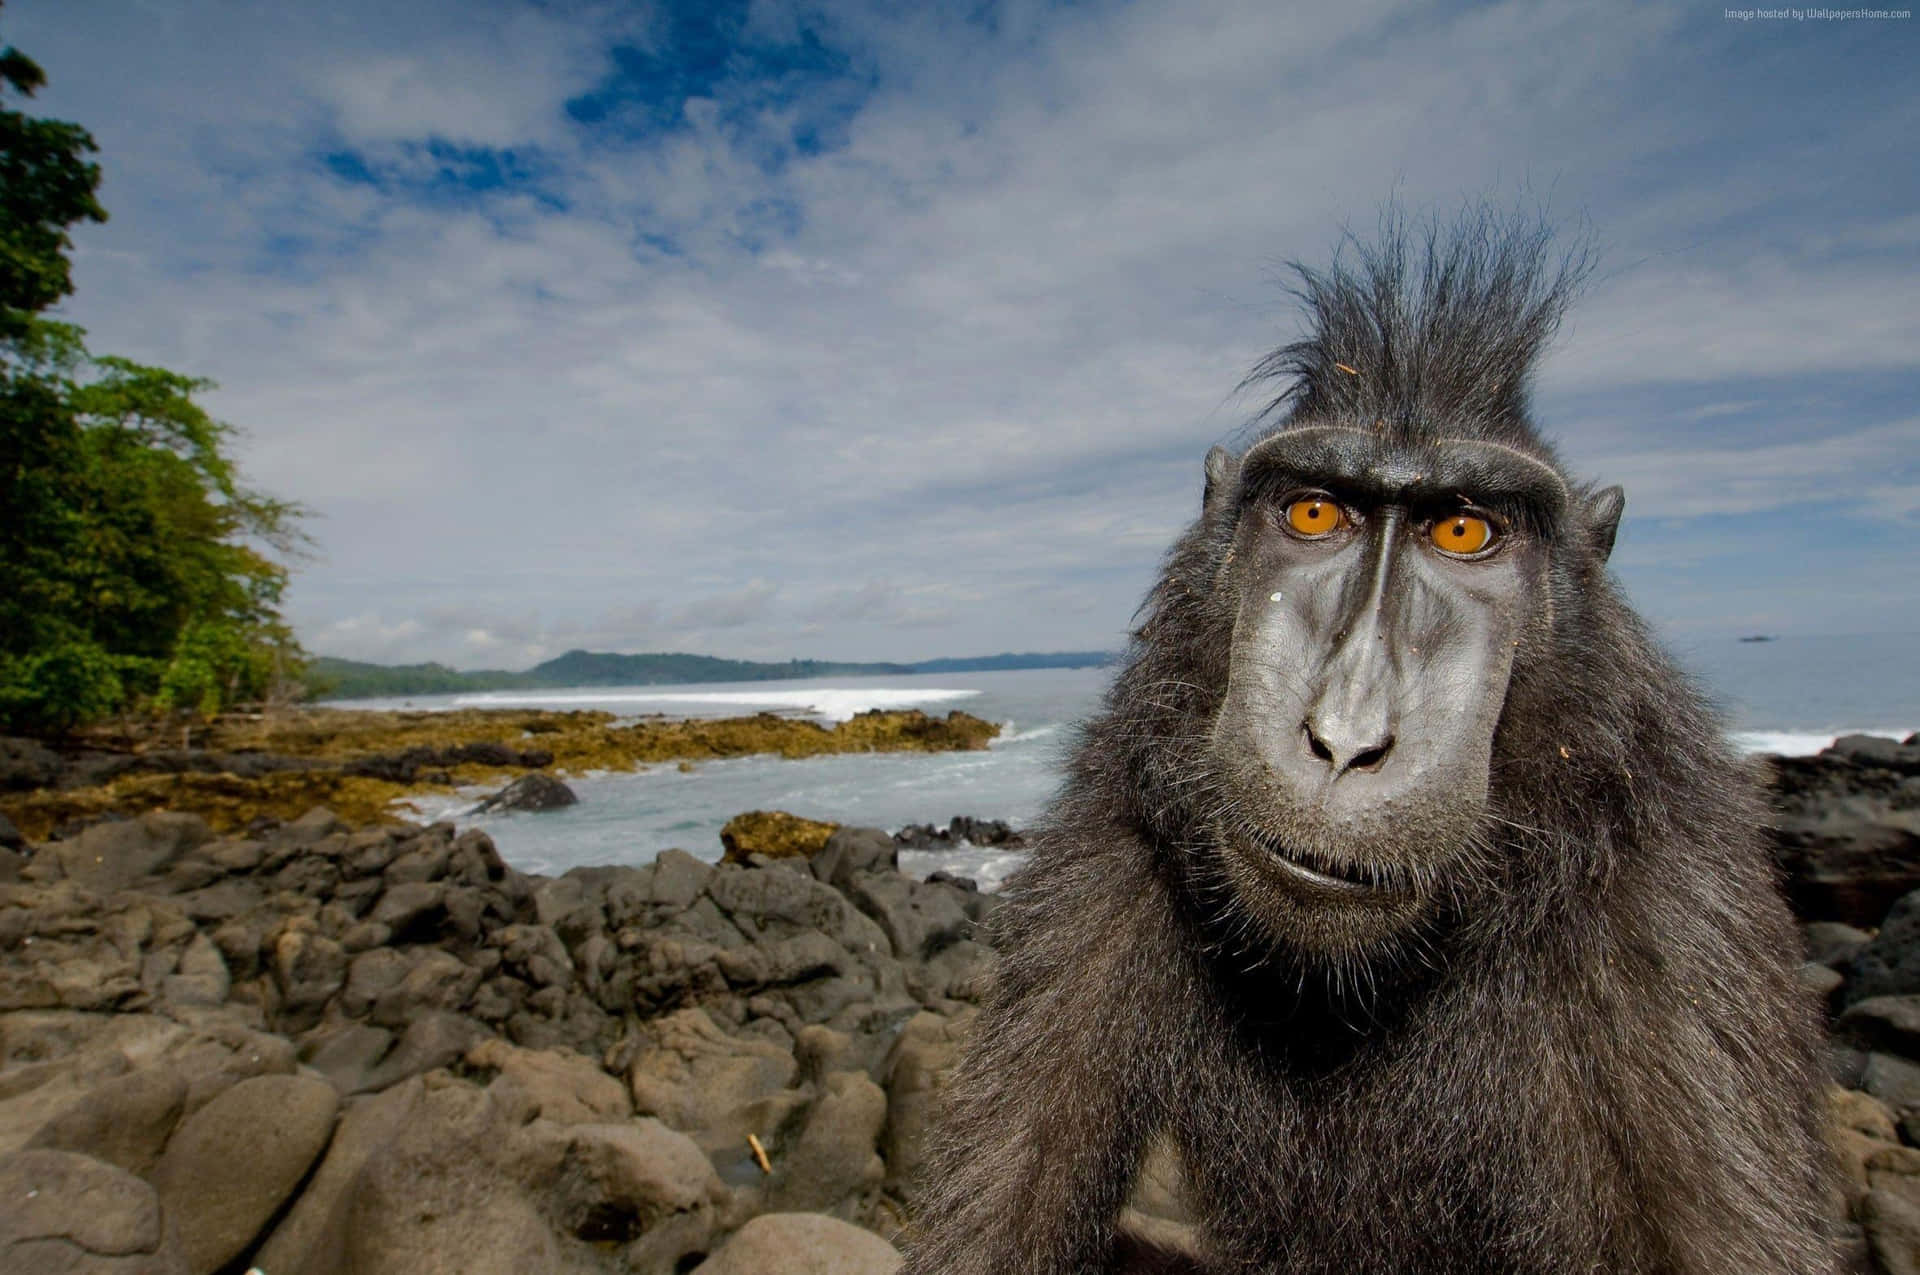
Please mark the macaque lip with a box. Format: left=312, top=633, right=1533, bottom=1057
left=1245, top=831, right=1409, bottom=900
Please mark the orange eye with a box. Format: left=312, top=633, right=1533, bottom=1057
left=1286, top=497, right=1346, bottom=538
left=1430, top=513, right=1496, bottom=555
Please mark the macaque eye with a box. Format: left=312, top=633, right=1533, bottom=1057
left=1430, top=513, right=1497, bottom=556
left=1285, top=496, right=1347, bottom=538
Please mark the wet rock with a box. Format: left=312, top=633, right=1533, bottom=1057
left=149, top=1073, right=340, bottom=1273
left=478, top=772, right=578, bottom=814
left=689, top=1212, right=902, bottom=1275
left=0, top=1148, right=188, bottom=1273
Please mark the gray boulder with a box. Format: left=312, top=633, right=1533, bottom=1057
left=690, top=1213, right=901, bottom=1275
left=149, top=1073, right=340, bottom=1273
left=0, top=1148, right=188, bottom=1274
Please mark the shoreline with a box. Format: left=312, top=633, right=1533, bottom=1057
left=0, top=706, right=1001, bottom=843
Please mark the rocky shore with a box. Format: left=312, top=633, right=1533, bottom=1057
left=0, top=706, right=1001, bottom=840
left=0, top=730, right=1913, bottom=1273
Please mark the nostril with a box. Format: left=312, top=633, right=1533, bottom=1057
left=1348, top=736, right=1394, bottom=772
left=1303, top=723, right=1334, bottom=763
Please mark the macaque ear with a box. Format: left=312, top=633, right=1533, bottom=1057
left=1203, top=445, right=1239, bottom=519
left=1582, top=485, right=1625, bottom=564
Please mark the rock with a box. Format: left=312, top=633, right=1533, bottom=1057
left=1849, top=893, right=1920, bottom=1005
left=1770, top=749, right=1920, bottom=928
left=0, top=810, right=25, bottom=851
left=811, top=826, right=896, bottom=890
left=882, top=1010, right=973, bottom=1206
left=161, top=931, right=230, bottom=1006
left=304, top=1077, right=719, bottom=1275
left=1797, top=961, right=1844, bottom=1008
left=370, top=880, right=449, bottom=938
left=1806, top=921, right=1874, bottom=970
left=354, top=1011, right=490, bottom=1094
left=149, top=1073, right=340, bottom=1273
left=845, top=871, right=972, bottom=964
left=25, top=1065, right=188, bottom=1177
left=720, top=811, right=839, bottom=865
left=368, top=949, right=482, bottom=1028
left=283, top=806, right=348, bottom=844
left=1866, top=1053, right=1920, bottom=1117
left=477, top=772, right=578, bottom=813
left=301, top=1080, right=573, bottom=1275
left=1834, top=1087, right=1902, bottom=1141
left=468, top=1037, right=631, bottom=1124
left=254, top=1077, right=427, bottom=1274
left=1863, top=1188, right=1920, bottom=1275
left=527, top=1118, right=726, bottom=1270
left=706, top=864, right=891, bottom=959
left=1834, top=734, right=1920, bottom=775
left=54, top=812, right=212, bottom=895
left=300, top=1021, right=396, bottom=1093
left=628, top=1007, right=798, bottom=1133
left=0, top=736, right=62, bottom=792
left=762, top=1070, right=888, bottom=1217
left=689, top=1212, right=902, bottom=1275
left=652, top=849, right=713, bottom=909
left=1840, top=997, right=1920, bottom=1059
left=0, top=1148, right=188, bottom=1273
left=498, top=922, right=575, bottom=988
left=272, top=925, right=349, bottom=1025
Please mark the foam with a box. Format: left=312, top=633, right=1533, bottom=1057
left=447, top=686, right=982, bottom=723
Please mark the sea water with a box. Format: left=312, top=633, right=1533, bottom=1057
left=363, top=633, right=1917, bottom=885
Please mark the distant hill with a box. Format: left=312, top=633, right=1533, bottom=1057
left=304, top=648, right=1116, bottom=701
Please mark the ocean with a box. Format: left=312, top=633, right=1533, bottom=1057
left=361, top=632, right=1918, bottom=886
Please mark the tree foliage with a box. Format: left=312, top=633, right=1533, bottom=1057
left=0, top=13, right=306, bottom=735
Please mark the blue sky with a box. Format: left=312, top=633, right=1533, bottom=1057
left=6, top=0, right=1916, bottom=666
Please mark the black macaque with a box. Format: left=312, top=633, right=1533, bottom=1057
left=899, top=212, right=1838, bottom=1275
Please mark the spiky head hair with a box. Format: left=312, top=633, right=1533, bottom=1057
left=1245, top=207, right=1592, bottom=451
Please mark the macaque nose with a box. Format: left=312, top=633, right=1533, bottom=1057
left=1303, top=716, right=1396, bottom=775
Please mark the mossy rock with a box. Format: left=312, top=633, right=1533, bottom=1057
left=719, top=810, right=840, bottom=864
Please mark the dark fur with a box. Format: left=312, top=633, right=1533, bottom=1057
left=899, top=212, right=1837, bottom=1274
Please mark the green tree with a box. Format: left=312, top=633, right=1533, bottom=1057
left=0, top=14, right=307, bottom=735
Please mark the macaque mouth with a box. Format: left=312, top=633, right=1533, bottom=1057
left=1248, top=830, right=1409, bottom=897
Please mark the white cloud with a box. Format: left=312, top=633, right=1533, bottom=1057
left=4, top=0, right=1914, bottom=665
